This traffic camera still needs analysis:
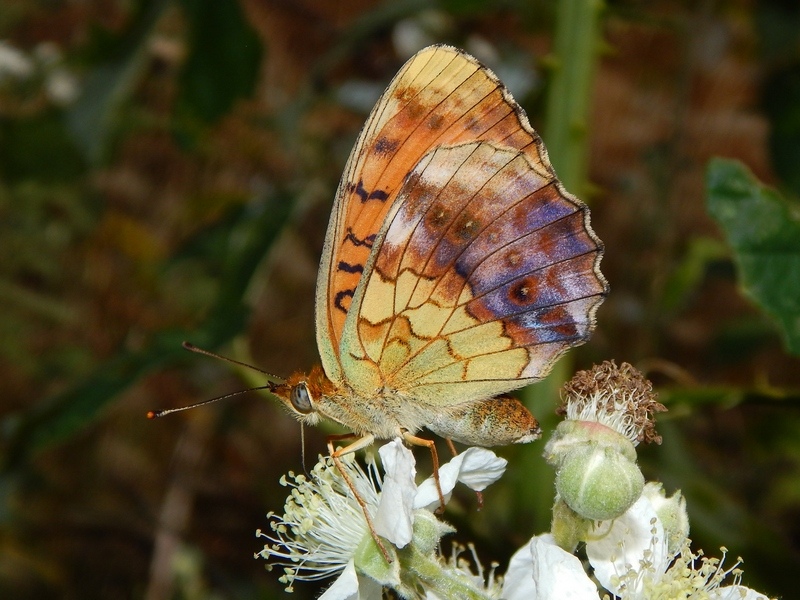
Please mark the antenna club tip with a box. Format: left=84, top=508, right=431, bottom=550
left=146, top=410, right=157, bottom=419
left=182, top=341, right=195, bottom=350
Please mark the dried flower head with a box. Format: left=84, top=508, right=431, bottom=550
left=558, top=361, right=666, bottom=446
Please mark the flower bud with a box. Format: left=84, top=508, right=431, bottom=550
left=555, top=442, right=644, bottom=521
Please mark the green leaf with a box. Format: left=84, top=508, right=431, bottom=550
left=706, top=158, right=800, bottom=355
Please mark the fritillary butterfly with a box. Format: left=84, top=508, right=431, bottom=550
left=149, top=44, right=609, bottom=560
left=267, top=45, right=607, bottom=455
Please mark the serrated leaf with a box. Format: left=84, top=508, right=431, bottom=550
left=706, top=158, right=800, bottom=355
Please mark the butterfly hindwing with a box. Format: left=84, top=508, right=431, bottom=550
left=316, top=45, right=558, bottom=385
left=340, top=141, right=606, bottom=403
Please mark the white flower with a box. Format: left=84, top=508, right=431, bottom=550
left=255, top=452, right=383, bottom=593
left=586, top=490, right=772, bottom=600
left=502, top=534, right=598, bottom=600
left=45, top=68, right=79, bottom=104
left=502, top=487, right=772, bottom=600
left=257, top=439, right=508, bottom=597
left=373, top=440, right=417, bottom=547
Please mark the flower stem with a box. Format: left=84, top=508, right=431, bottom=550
left=400, top=545, right=493, bottom=600
left=544, top=0, right=604, bottom=192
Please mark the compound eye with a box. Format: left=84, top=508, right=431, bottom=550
left=290, top=382, right=313, bottom=414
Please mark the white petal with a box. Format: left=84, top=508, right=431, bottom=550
left=357, top=574, right=384, bottom=600
left=374, top=439, right=417, bottom=548
left=709, top=586, right=771, bottom=600
left=501, top=540, right=537, bottom=599
left=451, top=447, right=507, bottom=491
left=503, top=534, right=598, bottom=600
left=414, top=448, right=507, bottom=510
left=319, top=559, right=359, bottom=600
left=586, top=494, right=668, bottom=595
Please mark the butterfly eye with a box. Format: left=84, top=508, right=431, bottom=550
left=290, top=383, right=314, bottom=414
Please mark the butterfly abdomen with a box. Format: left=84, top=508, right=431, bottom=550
left=426, top=395, right=540, bottom=446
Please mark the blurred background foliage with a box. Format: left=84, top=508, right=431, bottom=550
left=1, top=0, right=799, bottom=598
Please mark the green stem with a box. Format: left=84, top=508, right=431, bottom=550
left=403, top=546, right=493, bottom=600
left=544, top=0, right=604, bottom=192
left=517, top=0, right=604, bottom=532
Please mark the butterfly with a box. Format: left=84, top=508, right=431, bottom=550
left=266, top=45, right=607, bottom=462
left=148, top=44, right=607, bottom=561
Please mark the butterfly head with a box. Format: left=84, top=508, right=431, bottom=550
left=268, top=366, right=334, bottom=426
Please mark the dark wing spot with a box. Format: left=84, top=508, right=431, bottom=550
left=426, top=204, right=450, bottom=229
left=509, top=279, right=535, bottom=305
left=464, top=115, right=481, bottom=132
left=428, top=114, right=445, bottom=130
left=394, top=86, right=419, bottom=104
left=404, top=98, right=425, bottom=119
left=337, top=261, right=364, bottom=274
left=368, top=189, right=389, bottom=202
left=348, top=180, right=368, bottom=202
left=454, top=212, right=480, bottom=240
left=344, top=228, right=375, bottom=248
left=374, top=136, right=399, bottom=155
left=348, top=179, right=388, bottom=203
left=539, top=305, right=579, bottom=338
left=505, top=249, right=521, bottom=268
left=334, top=288, right=355, bottom=314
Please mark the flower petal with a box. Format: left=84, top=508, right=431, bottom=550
left=319, top=559, right=359, bottom=600
left=374, top=440, right=417, bottom=548
left=709, top=586, right=771, bottom=600
left=502, top=541, right=537, bottom=599
left=451, top=447, right=508, bottom=491
left=586, top=494, right=668, bottom=595
left=503, top=534, right=598, bottom=600
left=414, top=448, right=506, bottom=510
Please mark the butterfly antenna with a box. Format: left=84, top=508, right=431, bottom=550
left=147, top=385, right=277, bottom=419
left=147, top=342, right=286, bottom=419
left=181, top=341, right=283, bottom=382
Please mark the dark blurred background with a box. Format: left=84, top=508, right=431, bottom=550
left=1, top=0, right=799, bottom=598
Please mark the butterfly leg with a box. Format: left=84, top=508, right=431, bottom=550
left=401, top=431, right=446, bottom=513
left=326, top=434, right=392, bottom=563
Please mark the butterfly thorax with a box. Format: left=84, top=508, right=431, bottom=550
left=271, top=365, right=541, bottom=446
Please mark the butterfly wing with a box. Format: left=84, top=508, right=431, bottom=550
left=340, top=140, right=607, bottom=402
left=316, top=45, right=559, bottom=385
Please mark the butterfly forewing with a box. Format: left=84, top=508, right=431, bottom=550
left=316, top=45, right=560, bottom=384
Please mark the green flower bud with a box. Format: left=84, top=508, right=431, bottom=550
left=545, top=420, right=638, bottom=468
left=555, top=443, right=644, bottom=521
left=409, top=509, right=453, bottom=556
